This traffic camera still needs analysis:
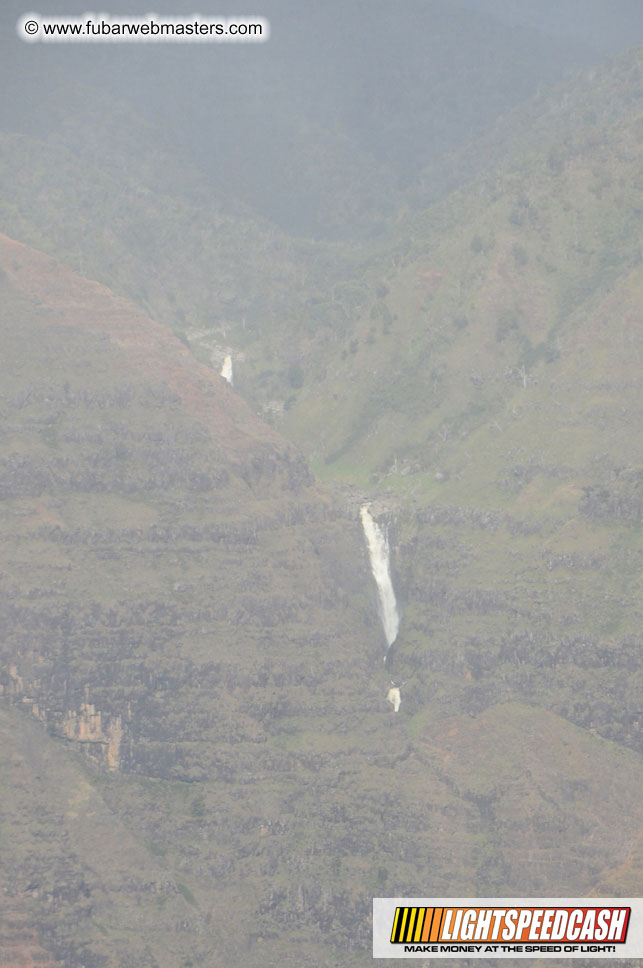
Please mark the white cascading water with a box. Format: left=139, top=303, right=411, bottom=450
left=220, top=354, right=233, bottom=386
left=360, top=504, right=399, bottom=652
left=386, top=686, right=401, bottom=712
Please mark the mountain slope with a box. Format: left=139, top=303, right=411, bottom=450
left=412, top=36, right=643, bottom=207
left=0, top=234, right=379, bottom=964
left=271, top=47, right=643, bottom=768
left=2, top=235, right=642, bottom=967
left=0, top=230, right=380, bottom=767
left=282, top=45, right=643, bottom=479
left=0, top=0, right=599, bottom=238
left=1, top=34, right=643, bottom=968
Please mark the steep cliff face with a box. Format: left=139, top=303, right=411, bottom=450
left=0, top=233, right=380, bottom=778
left=0, top=234, right=386, bottom=964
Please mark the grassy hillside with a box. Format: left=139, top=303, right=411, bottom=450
left=281, top=46, right=643, bottom=480
left=265, top=47, right=643, bottom=765
left=412, top=42, right=643, bottom=208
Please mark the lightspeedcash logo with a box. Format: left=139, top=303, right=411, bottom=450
left=373, top=898, right=643, bottom=958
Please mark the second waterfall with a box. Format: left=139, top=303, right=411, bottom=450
left=360, top=505, right=400, bottom=653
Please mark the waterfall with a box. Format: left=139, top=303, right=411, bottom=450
left=220, top=354, right=233, bottom=386
left=360, top=504, right=399, bottom=652
left=386, top=686, right=401, bottom=713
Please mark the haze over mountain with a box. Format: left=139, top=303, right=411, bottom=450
left=460, top=0, right=643, bottom=54
left=1, top=4, right=642, bottom=966
left=2, top=0, right=640, bottom=236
